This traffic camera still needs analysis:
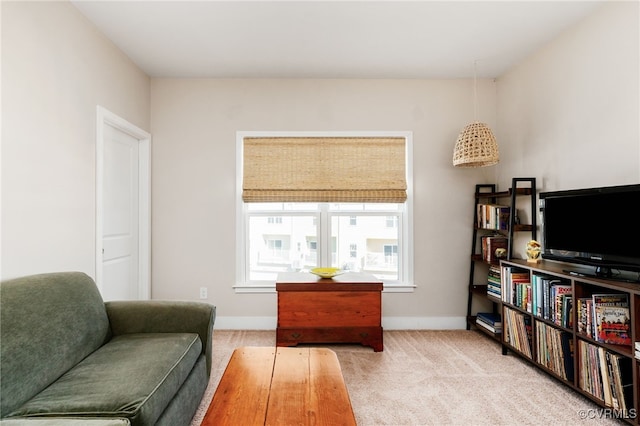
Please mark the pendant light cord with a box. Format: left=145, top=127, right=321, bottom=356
left=473, top=60, right=478, bottom=122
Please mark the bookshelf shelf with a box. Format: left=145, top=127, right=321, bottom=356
left=501, top=259, right=639, bottom=425
left=466, top=178, right=537, bottom=346
left=469, top=284, right=488, bottom=295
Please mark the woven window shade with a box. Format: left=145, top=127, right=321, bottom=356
left=242, top=137, right=407, bottom=203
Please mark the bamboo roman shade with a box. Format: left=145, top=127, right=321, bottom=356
left=242, top=137, right=407, bottom=203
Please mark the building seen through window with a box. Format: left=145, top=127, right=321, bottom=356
left=247, top=203, right=401, bottom=282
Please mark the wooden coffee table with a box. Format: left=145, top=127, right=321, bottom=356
left=201, top=346, right=356, bottom=426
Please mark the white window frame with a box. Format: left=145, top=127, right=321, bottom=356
left=235, top=131, right=414, bottom=293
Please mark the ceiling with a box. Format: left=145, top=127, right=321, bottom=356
left=71, top=1, right=604, bottom=79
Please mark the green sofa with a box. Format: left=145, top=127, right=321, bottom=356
left=0, top=272, right=216, bottom=426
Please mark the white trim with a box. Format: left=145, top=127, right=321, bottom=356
left=403, top=134, right=414, bottom=286
left=215, top=316, right=278, bottom=330
left=96, top=106, right=151, bottom=300
left=232, top=283, right=417, bottom=294
left=235, top=131, right=414, bottom=290
left=382, top=316, right=466, bottom=330
left=213, top=316, right=465, bottom=330
left=235, top=136, right=246, bottom=290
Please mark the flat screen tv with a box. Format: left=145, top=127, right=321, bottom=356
left=539, top=183, right=640, bottom=282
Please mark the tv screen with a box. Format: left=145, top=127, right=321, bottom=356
left=539, top=184, right=640, bottom=279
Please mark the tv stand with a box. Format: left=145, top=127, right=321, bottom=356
left=502, top=259, right=640, bottom=425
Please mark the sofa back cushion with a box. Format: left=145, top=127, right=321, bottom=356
left=0, top=272, right=111, bottom=417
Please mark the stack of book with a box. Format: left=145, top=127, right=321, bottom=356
left=579, top=340, right=634, bottom=410
left=577, top=293, right=631, bottom=346
left=481, top=235, right=508, bottom=263
left=476, top=203, right=510, bottom=230
left=476, top=312, right=502, bottom=334
left=503, top=307, right=532, bottom=358
left=501, top=266, right=531, bottom=309
left=535, top=322, right=574, bottom=381
left=487, top=265, right=501, bottom=300
left=530, top=275, right=572, bottom=326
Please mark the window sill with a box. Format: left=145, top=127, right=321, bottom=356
left=233, top=283, right=416, bottom=294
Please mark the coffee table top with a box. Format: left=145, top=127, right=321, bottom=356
left=202, top=347, right=356, bottom=426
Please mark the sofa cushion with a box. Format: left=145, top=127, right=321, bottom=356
left=7, top=333, right=202, bottom=426
left=0, top=272, right=111, bottom=417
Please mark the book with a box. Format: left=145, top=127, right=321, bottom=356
left=501, top=266, right=530, bottom=307
left=549, top=283, right=571, bottom=327
left=482, top=235, right=508, bottom=263
left=487, top=264, right=502, bottom=299
left=576, top=297, right=593, bottom=337
left=476, top=315, right=502, bottom=333
left=598, top=347, right=613, bottom=407
left=592, top=294, right=631, bottom=346
left=578, top=340, right=604, bottom=401
left=535, top=321, right=574, bottom=381
left=475, top=319, right=499, bottom=333
left=476, top=312, right=502, bottom=333
left=477, top=312, right=502, bottom=326
left=476, top=204, right=510, bottom=230
left=561, top=294, right=573, bottom=328
left=504, top=307, right=532, bottom=358
left=560, top=331, right=575, bottom=382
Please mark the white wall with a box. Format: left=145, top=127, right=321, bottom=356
left=1, top=1, right=150, bottom=279
left=150, top=78, right=497, bottom=329
left=497, top=1, right=639, bottom=193
left=496, top=1, right=639, bottom=259
left=150, top=1, right=639, bottom=329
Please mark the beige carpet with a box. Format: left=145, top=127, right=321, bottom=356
left=191, top=330, right=624, bottom=426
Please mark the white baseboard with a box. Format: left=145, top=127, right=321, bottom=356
left=382, top=316, right=466, bottom=330
left=214, top=316, right=277, bottom=330
left=213, top=316, right=466, bottom=330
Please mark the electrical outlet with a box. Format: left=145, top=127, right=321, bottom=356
left=199, top=287, right=208, bottom=299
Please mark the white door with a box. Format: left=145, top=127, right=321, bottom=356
left=96, top=107, right=151, bottom=301
left=102, top=125, right=139, bottom=300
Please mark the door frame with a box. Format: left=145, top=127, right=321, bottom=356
left=96, top=105, right=151, bottom=299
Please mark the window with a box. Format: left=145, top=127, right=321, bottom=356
left=267, top=216, right=283, bottom=224
left=237, top=132, right=413, bottom=292
left=386, top=216, right=398, bottom=228
left=244, top=203, right=407, bottom=285
left=383, top=244, right=398, bottom=265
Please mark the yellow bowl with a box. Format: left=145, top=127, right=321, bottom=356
left=309, top=267, right=344, bottom=279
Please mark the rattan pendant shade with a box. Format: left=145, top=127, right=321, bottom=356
left=453, top=60, right=499, bottom=168
left=242, top=136, right=407, bottom=203
left=452, top=122, right=500, bottom=167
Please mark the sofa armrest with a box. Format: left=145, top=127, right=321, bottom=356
left=105, top=301, right=215, bottom=375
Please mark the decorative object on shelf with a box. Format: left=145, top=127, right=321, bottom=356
left=526, top=240, right=542, bottom=263
left=309, top=267, right=344, bottom=279
left=495, top=248, right=507, bottom=259
left=452, top=61, right=499, bottom=168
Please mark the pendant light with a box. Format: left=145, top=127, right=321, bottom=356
left=452, top=61, right=499, bottom=168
